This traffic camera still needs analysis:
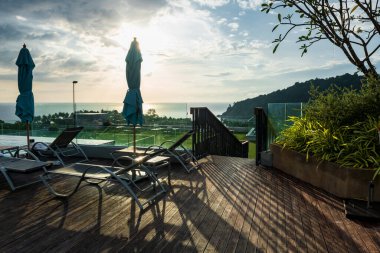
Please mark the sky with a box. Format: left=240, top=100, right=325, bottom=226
left=0, top=0, right=378, bottom=104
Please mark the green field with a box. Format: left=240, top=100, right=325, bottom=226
left=2, top=124, right=256, bottom=159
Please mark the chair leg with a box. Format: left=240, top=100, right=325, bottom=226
left=0, top=168, right=16, bottom=191
left=40, top=173, right=84, bottom=198
left=1, top=166, right=49, bottom=191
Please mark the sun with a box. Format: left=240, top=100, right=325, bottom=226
left=112, top=23, right=164, bottom=76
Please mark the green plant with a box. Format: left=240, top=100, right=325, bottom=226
left=278, top=116, right=380, bottom=169
left=276, top=76, right=380, bottom=174
left=305, top=76, right=380, bottom=129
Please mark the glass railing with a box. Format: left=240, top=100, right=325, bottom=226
left=220, top=115, right=255, bottom=158
left=0, top=103, right=254, bottom=156
left=0, top=103, right=192, bottom=148
left=0, top=123, right=192, bottom=148
left=267, top=103, right=303, bottom=146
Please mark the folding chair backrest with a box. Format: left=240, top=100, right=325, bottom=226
left=114, top=130, right=194, bottom=176
left=167, top=130, right=193, bottom=151
left=50, top=127, right=84, bottom=149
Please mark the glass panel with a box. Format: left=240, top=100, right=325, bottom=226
left=220, top=115, right=255, bottom=159
left=0, top=103, right=193, bottom=149
left=267, top=103, right=303, bottom=146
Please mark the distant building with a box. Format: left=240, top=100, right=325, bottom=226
left=76, top=113, right=108, bottom=127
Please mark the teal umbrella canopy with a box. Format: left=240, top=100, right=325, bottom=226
left=122, top=38, right=144, bottom=126
left=15, top=44, right=35, bottom=123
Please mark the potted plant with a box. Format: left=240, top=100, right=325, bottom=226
left=271, top=77, right=380, bottom=201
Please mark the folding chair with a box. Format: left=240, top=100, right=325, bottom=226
left=31, top=127, right=88, bottom=166
left=40, top=149, right=170, bottom=211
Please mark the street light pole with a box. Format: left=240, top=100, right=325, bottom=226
left=72, top=81, right=78, bottom=127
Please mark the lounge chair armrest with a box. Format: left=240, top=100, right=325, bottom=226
left=113, top=155, right=135, bottom=163
left=144, top=145, right=164, bottom=155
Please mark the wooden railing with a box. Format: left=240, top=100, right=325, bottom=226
left=190, top=107, right=249, bottom=158
left=254, top=107, right=267, bottom=165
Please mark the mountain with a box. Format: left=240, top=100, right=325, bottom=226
left=221, top=73, right=363, bottom=119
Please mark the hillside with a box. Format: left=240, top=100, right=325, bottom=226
left=221, top=73, right=363, bottom=119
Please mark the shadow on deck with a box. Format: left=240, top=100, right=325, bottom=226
left=0, top=155, right=379, bottom=252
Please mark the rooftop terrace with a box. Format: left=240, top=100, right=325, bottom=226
left=1, top=155, right=379, bottom=252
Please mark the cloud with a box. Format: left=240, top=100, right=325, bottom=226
left=217, top=18, right=227, bottom=24
left=236, top=0, right=264, bottom=10
left=204, top=72, right=232, bottom=77
left=16, top=15, right=27, bottom=21
left=0, top=0, right=368, bottom=104
left=0, top=24, right=26, bottom=41
left=227, top=22, right=239, bottom=32
left=0, top=73, right=16, bottom=81
left=192, top=0, right=230, bottom=8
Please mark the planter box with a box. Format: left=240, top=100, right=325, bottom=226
left=270, top=143, right=380, bottom=201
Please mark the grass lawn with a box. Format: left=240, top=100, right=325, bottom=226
left=12, top=125, right=256, bottom=158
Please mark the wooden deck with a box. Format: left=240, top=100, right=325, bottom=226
left=0, top=155, right=380, bottom=252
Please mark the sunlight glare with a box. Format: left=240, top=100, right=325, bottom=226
left=112, top=23, right=170, bottom=76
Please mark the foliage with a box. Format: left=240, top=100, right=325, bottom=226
left=304, top=75, right=380, bottom=128
left=223, top=73, right=362, bottom=119
left=277, top=116, right=380, bottom=169
left=276, top=76, right=380, bottom=173
left=48, top=124, right=59, bottom=131
left=261, top=0, right=380, bottom=76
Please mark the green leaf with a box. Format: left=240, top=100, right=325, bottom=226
left=272, top=24, right=279, bottom=32
left=278, top=13, right=281, bottom=22
left=273, top=43, right=279, bottom=53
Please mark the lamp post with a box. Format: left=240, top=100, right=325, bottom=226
left=72, top=81, right=78, bottom=127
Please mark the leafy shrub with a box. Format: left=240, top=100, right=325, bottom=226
left=277, top=116, right=380, bottom=168
left=304, top=75, right=380, bottom=128
left=276, top=76, right=380, bottom=172
left=48, top=125, right=59, bottom=131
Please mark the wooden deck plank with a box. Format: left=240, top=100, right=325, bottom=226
left=0, top=178, right=101, bottom=245
left=223, top=169, right=254, bottom=253
left=0, top=155, right=379, bottom=252
left=189, top=159, right=253, bottom=253
left=93, top=166, right=203, bottom=252
left=283, top=174, right=301, bottom=252
left=273, top=170, right=289, bottom=252
left=232, top=166, right=259, bottom=253
left=205, top=158, right=253, bottom=253
left=267, top=168, right=279, bottom=253
left=299, top=183, right=329, bottom=252
left=160, top=157, right=250, bottom=252
left=134, top=162, right=224, bottom=252
left=2, top=184, right=107, bottom=252
left=245, top=167, right=267, bottom=253
left=203, top=169, right=252, bottom=252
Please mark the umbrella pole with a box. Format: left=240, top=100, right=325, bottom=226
left=26, top=121, right=30, bottom=150
left=133, top=126, right=136, bottom=156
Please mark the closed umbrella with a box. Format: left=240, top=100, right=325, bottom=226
left=15, top=44, right=35, bottom=150
left=122, top=37, right=143, bottom=155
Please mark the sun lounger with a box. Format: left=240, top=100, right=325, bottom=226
left=143, top=130, right=199, bottom=173
left=40, top=150, right=170, bottom=211
left=0, top=156, right=50, bottom=190
left=31, top=127, right=88, bottom=166
left=111, top=130, right=198, bottom=173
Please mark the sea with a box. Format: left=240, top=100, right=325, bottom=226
left=0, top=102, right=229, bottom=123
